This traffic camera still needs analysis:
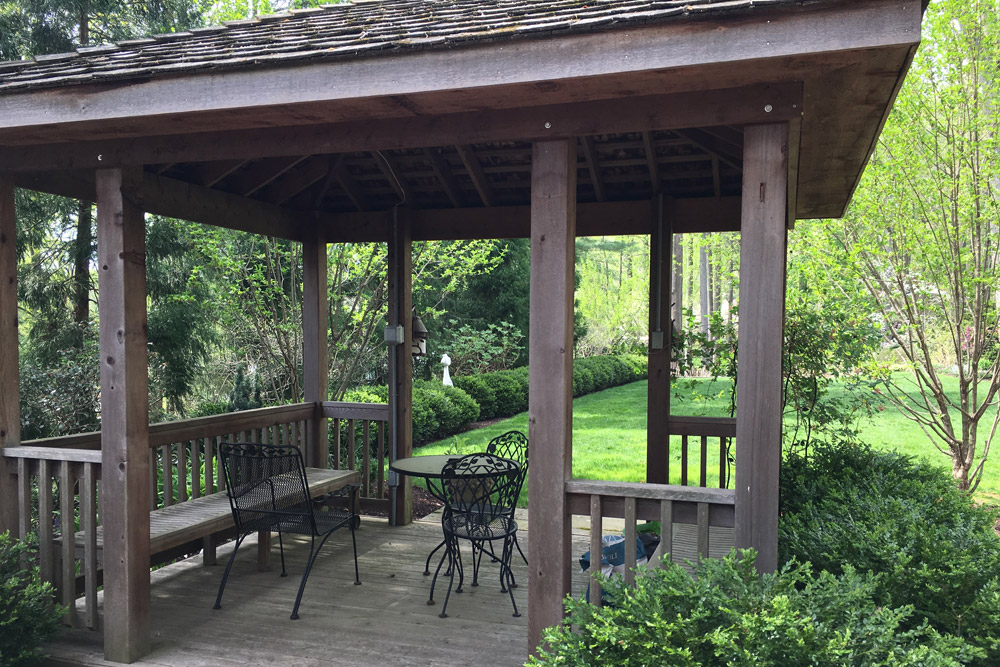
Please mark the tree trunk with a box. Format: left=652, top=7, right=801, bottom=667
left=72, top=201, right=92, bottom=328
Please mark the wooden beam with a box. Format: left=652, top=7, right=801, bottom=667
left=372, top=151, right=413, bottom=205
left=455, top=144, right=495, bottom=207
left=424, top=148, right=463, bottom=208
left=323, top=196, right=743, bottom=242
left=527, top=139, right=576, bottom=654
left=333, top=156, right=369, bottom=212
left=734, top=123, right=788, bottom=574
left=387, top=210, right=413, bottom=526
left=0, top=85, right=803, bottom=173
left=0, top=178, right=18, bottom=535
left=188, top=159, right=247, bottom=188
left=642, top=132, right=661, bottom=194
left=580, top=136, right=605, bottom=202
left=647, top=195, right=670, bottom=485
left=258, top=155, right=331, bottom=206
left=96, top=167, right=151, bottom=662
left=302, top=233, right=329, bottom=469
left=674, top=128, right=742, bottom=171
left=228, top=155, right=309, bottom=197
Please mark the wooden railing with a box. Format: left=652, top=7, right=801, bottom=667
left=323, top=401, right=390, bottom=509
left=2, top=401, right=389, bottom=629
left=566, top=479, right=736, bottom=606
left=668, top=416, right=735, bottom=488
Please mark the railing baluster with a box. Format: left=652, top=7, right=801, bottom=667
left=38, top=459, right=53, bottom=586
left=347, top=419, right=356, bottom=472
left=149, top=450, right=157, bottom=511
left=59, top=461, right=77, bottom=626
left=719, top=436, right=727, bottom=488
left=697, top=502, right=710, bottom=558
left=699, top=435, right=708, bottom=487
left=204, top=438, right=214, bottom=495
left=332, top=418, right=341, bottom=469
left=658, top=499, right=673, bottom=568
left=162, top=444, right=173, bottom=507
left=624, top=496, right=637, bottom=586
left=681, top=435, right=689, bottom=486
left=82, top=462, right=99, bottom=630
left=17, top=457, right=30, bottom=540
left=191, top=440, right=201, bottom=499
left=589, top=494, right=603, bottom=606
left=377, top=422, right=386, bottom=499
left=362, top=420, right=371, bottom=497
left=178, top=441, right=188, bottom=503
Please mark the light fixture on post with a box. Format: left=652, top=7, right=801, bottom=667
left=411, top=312, right=428, bottom=357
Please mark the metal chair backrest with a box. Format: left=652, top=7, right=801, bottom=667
left=487, top=430, right=528, bottom=496
left=440, top=453, right=519, bottom=528
left=220, top=442, right=316, bottom=536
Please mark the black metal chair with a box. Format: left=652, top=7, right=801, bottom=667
left=213, top=442, right=361, bottom=620
left=486, top=430, right=528, bottom=566
left=428, top=453, right=521, bottom=618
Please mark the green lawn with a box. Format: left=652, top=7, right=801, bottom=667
left=416, top=376, right=999, bottom=502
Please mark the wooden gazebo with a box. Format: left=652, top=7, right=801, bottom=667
left=0, top=0, right=923, bottom=662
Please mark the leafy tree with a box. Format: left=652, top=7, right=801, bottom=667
left=828, top=0, right=1000, bottom=491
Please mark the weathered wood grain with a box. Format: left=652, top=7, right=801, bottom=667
left=0, top=179, right=17, bottom=535
left=96, top=166, right=152, bottom=662
left=647, top=195, right=671, bottom=484
left=387, top=211, right=413, bottom=526
left=527, top=138, right=576, bottom=654
left=302, top=235, right=329, bottom=469
left=735, top=124, right=788, bottom=573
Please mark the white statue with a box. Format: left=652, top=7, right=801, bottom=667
left=441, top=353, right=453, bottom=386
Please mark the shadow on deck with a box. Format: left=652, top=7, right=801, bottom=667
left=44, top=512, right=530, bottom=667
left=43, top=510, right=735, bottom=667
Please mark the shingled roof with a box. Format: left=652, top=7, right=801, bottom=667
left=0, top=0, right=802, bottom=94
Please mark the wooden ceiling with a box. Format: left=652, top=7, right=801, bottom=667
left=151, top=128, right=742, bottom=215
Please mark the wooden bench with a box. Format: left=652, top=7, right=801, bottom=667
left=64, top=468, right=360, bottom=570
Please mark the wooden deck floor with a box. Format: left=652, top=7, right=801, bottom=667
left=46, top=512, right=533, bottom=667
left=43, top=510, right=734, bottom=667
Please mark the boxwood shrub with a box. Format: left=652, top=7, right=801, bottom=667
left=779, top=443, right=1000, bottom=665
left=530, top=549, right=974, bottom=666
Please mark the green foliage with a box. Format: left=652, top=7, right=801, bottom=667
left=228, top=365, right=262, bottom=412
left=531, top=549, right=973, bottom=667
left=575, top=236, right=650, bottom=356
left=19, top=338, right=99, bottom=440
left=0, top=532, right=64, bottom=667
left=434, top=320, right=524, bottom=376
left=780, top=442, right=1000, bottom=664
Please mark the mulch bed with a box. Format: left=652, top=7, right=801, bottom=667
left=361, top=486, right=443, bottom=520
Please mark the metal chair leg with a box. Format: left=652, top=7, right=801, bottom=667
left=290, top=531, right=335, bottom=620
left=213, top=534, right=246, bottom=610
left=350, top=522, right=361, bottom=585
left=439, top=536, right=459, bottom=618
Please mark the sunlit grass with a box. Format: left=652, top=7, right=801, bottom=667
left=415, top=375, right=1000, bottom=504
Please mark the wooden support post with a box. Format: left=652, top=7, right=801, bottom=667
left=0, top=179, right=18, bottom=536
left=302, top=233, right=329, bottom=469
left=734, top=124, right=788, bottom=574
left=388, top=210, right=413, bottom=526
left=647, top=194, right=671, bottom=484
left=97, top=167, right=152, bottom=663
left=528, top=139, right=576, bottom=654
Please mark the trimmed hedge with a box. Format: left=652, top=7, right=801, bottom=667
left=455, top=354, right=647, bottom=420
left=347, top=354, right=647, bottom=445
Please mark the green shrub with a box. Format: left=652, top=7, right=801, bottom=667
left=0, top=532, right=64, bottom=667
left=452, top=375, right=498, bottom=419
left=530, top=549, right=975, bottom=667
left=572, top=365, right=595, bottom=397
left=780, top=443, right=1000, bottom=665
left=412, top=382, right=479, bottom=444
